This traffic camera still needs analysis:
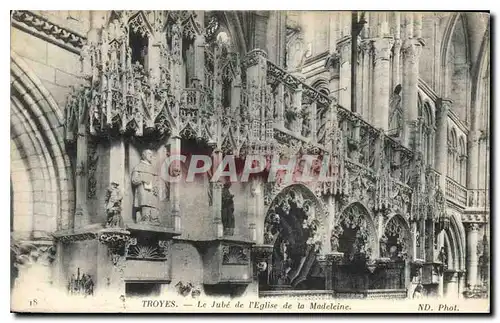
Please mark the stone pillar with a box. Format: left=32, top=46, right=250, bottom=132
left=360, top=40, right=371, bottom=119
left=275, top=83, right=285, bottom=127
left=466, top=223, right=480, bottom=287
left=170, top=136, right=182, bottom=232
left=212, top=150, right=224, bottom=238
left=192, top=11, right=205, bottom=88
left=372, top=38, right=394, bottom=130
left=337, top=36, right=351, bottom=110
left=248, top=178, right=261, bottom=242
left=435, top=99, right=451, bottom=189
left=310, top=101, right=317, bottom=141
left=244, top=49, right=267, bottom=139
left=467, top=130, right=482, bottom=189
left=445, top=271, right=459, bottom=298
left=413, top=13, right=423, bottom=39
left=458, top=271, right=466, bottom=298
left=324, top=195, right=336, bottom=255
left=392, top=39, right=402, bottom=91
left=401, top=38, right=422, bottom=147
left=291, top=83, right=303, bottom=134
left=438, top=269, right=444, bottom=298
left=74, top=123, right=89, bottom=228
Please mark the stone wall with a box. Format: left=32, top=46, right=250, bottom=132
left=11, top=27, right=84, bottom=109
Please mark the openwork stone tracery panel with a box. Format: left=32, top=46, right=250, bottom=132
left=264, top=185, right=328, bottom=252
left=381, top=215, right=411, bottom=260
left=333, top=203, right=377, bottom=261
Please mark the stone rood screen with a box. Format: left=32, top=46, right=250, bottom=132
left=10, top=10, right=490, bottom=313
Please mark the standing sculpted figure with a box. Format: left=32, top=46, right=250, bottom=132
left=104, top=182, right=124, bottom=228
left=131, top=149, right=160, bottom=225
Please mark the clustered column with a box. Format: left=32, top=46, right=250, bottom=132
left=372, top=37, right=394, bottom=131
left=401, top=13, right=422, bottom=147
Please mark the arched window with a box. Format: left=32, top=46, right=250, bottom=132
left=445, top=14, right=471, bottom=123
left=420, top=102, right=434, bottom=165
left=459, top=137, right=467, bottom=185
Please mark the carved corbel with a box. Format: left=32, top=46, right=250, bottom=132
left=98, top=229, right=131, bottom=266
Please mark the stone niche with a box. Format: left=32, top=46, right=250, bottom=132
left=200, top=240, right=254, bottom=285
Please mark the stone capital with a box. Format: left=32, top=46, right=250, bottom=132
left=242, top=49, right=268, bottom=69
left=466, top=223, right=481, bottom=232
left=436, top=98, right=452, bottom=119
left=401, top=39, right=422, bottom=64
left=372, top=38, right=395, bottom=62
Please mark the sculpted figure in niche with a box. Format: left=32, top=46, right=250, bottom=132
left=380, top=234, right=389, bottom=258
left=221, top=182, right=235, bottom=236
left=389, top=84, right=403, bottom=138
left=132, top=149, right=161, bottom=225
left=105, top=182, right=124, bottom=228
left=330, top=225, right=343, bottom=253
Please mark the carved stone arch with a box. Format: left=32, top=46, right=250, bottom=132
left=382, top=214, right=413, bottom=259
left=335, top=202, right=378, bottom=259
left=221, top=12, right=248, bottom=58
left=10, top=51, right=75, bottom=235
left=439, top=12, right=460, bottom=94
left=470, top=29, right=489, bottom=133
left=264, top=184, right=328, bottom=250
left=449, top=213, right=466, bottom=271
left=443, top=229, right=458, bottom=270
left=310, top=78, right=330, bottom=97
left=441, top=12, right=471, bottom=121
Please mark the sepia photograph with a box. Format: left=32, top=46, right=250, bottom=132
left=9, top=9, right=490, bottom=313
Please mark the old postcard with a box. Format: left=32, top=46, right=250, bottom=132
left=10, top=10, right=490, bottom=313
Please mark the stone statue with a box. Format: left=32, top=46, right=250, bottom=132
left=389, top=84, right=403, bottom=138
left=105, top=182, right=124, bottom=228
left=438, top=246, right=448, bottom=267
left=221, top=182, right=235, bottom=236
left=380, top=234, right=389, bottom=258
left=131, top=149, right=160, bottom=225
left=330, top=225, right=343, bottom=252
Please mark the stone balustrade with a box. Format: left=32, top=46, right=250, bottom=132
left=445, top=177, right=468, bottom=207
